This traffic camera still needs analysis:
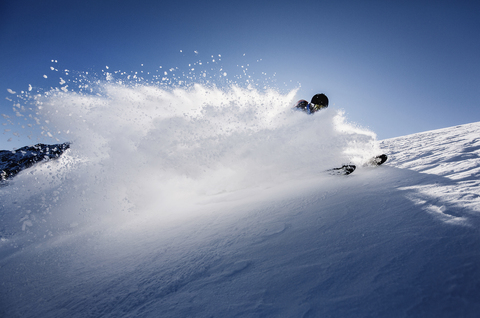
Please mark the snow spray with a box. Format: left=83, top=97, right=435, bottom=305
left=1, top=61, right=380, bottom=239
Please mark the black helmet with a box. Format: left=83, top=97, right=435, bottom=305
left=310, top=94, right=329, bottom=112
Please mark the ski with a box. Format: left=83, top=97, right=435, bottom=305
left=365, top=154, right=388, bottom=166
left=328, top=165, right=356, bottom=175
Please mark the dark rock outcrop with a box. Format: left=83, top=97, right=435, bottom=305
left=0, top=143, right=70, bottom=181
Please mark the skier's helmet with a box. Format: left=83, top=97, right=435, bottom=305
left=310, top=94, right=329, bottom=113
left=294, top=99, right=309, bottom=111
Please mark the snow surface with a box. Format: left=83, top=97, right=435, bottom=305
left=1, top=81, right=480, bottom=317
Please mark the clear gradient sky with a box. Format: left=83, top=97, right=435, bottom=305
left=1, top=0, right=479, bottom=149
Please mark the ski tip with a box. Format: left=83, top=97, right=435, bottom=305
left=366, top=154, right=388, bottom=166
left=374, top=154, right=388, bottom=166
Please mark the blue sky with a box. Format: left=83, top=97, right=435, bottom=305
left=1, top=0, right=479, bottom=149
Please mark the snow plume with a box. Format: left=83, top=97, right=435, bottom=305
left=2, top=75, right=379, bottom=238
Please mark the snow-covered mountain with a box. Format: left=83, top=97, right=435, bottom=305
left=0, top=143, right=70, bottom=181
left=1, top=82, right=479, bottom=317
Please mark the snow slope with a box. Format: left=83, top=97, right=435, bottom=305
left=1, top=80, right=480, bottom=317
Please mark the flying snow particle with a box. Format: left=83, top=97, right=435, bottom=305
left=28, top=84, right=32, bottom=91
left=7, top=89, right=16, bottom=94
left=22, top=220, right=33, bottom=231
left=43, top=75, right=48, bottom=78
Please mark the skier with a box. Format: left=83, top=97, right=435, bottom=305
left=294, top=93, right=329, bottom=114
left=294, top=93, right=387, bottom=174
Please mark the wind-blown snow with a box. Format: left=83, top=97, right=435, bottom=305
left=1, top=76, right=480, bottom=317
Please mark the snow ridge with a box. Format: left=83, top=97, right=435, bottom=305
left=0, top=142, right=69, bottom=181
